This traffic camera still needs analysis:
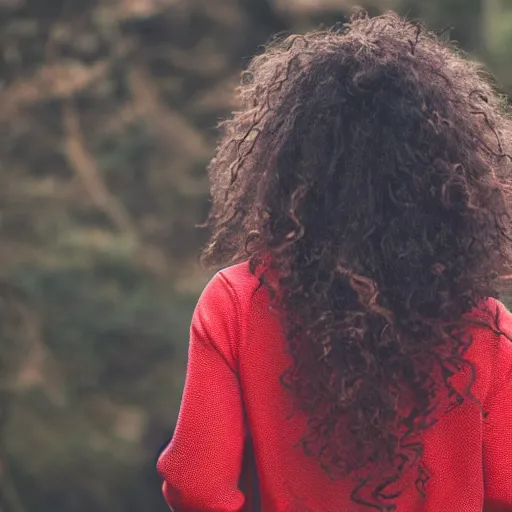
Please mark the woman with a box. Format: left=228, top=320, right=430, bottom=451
left=157, top=11, right=512, bottom=512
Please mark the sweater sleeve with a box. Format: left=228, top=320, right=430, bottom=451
left=157, top=271, right=247, bottom=512
left=483, top=302, right=512, bottom=511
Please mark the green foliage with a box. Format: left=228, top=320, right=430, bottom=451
left=0, top=0, right=510, bottom=511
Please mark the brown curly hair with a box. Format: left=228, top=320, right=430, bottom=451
left=201, top=9, right=512, bottom=505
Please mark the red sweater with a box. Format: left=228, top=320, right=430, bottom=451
left=157, top=262, right=512, bottom=512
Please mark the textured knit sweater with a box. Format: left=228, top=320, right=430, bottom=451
left=157, top=262, right=512, bottom=512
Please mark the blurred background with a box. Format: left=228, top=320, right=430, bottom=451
left=0, top=0, right=511, bottom=511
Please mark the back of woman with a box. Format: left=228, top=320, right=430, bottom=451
left=157, top=11, right=512, bottom=512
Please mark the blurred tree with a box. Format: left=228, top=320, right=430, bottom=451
left=0, top=0, right=510, bottom=511
left=0, top=0, right=288, bottom=510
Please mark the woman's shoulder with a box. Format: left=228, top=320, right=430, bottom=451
left=463, top=298, right=512, bottom=403
left=467, top=298, right=512, bottom=353
left=196, top=261, right=264, bottom=325
left=487, top=298, right=512, bottom=376
left=216, top=260, right=264, bottom=302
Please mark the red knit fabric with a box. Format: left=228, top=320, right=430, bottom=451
left=157, top=261, right=512, bottom=512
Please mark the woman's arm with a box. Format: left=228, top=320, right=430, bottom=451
left=482, top=303, right=512, bottom=511
left=157, top=272, right=247, bottom=511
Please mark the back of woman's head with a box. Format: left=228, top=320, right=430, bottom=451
left=203, top=9, right=512, bottom=488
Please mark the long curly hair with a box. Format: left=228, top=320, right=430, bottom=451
left=201, top=10, right=512, bottom=505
